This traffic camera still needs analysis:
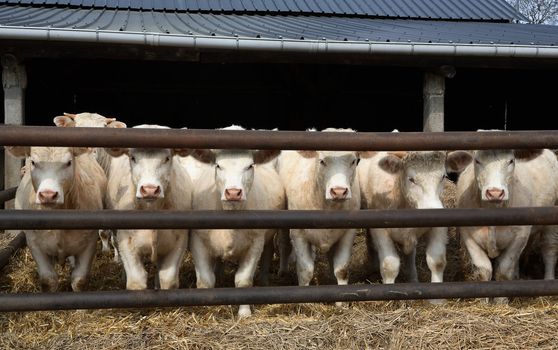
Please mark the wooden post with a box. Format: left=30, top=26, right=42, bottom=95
left=2, top=54, right=26, bottom=208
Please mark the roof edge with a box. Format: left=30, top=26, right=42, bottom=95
left=0, top=26, right=556, bottom=59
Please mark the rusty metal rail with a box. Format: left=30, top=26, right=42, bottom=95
left=0, top=187, right=17, bottom=203
left=2, top=125, right=558, bottom=150
left=1, top=207, right=558, bottom=230
left=0, top=280, right=557, bottom=312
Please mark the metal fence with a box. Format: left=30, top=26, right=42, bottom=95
left=1, top=125, right=558, bottom=312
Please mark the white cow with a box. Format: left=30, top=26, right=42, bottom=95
left=54, top=112, right=126, bottom=259
left=190, top=126, right=284, bottom=318
left=277, top=128, right=360, bottom=300
left=8, top=146, right=106, bottom=292
left=358, top=151, right=449, bottom=286
left=447, top=147, right=558, bottom=294
left=54, top=112, right=126, bottom=175
left=106, top=125, right=192, bottom=290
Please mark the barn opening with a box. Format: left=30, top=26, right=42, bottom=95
left=18, top=58, right=558, bottom=132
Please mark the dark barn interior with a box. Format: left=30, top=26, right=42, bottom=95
left=14, top=58, right=558, bottom=133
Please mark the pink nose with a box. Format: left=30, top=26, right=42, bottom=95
left=140, top=185, right=161, bottom=198
left=486, top=188, right=505, bottom=201
left=38, top=190, right=58, bottom=204
left=224, top=188, right=243, bottom=201
left=330, top=187, right=349, bottom=199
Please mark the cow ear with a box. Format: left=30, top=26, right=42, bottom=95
left=173, top=148, right=192, bottom=157
left=106, top=148, right=129, bottom=157
left=297, top=150, right=317, bottom=158
left=446, top=151, right=473, bottom=173
left=378, top=154, right=403, bottom=174
left=358, top=151, right=377, bottom=159
left=191, top=149, right=216, bottom=164
left=253, top=150, right=280, bottom=164
left=388, top=151, right=407, bottom=159
left=6, top=146, right=30, bottom=159
left=53, top=115, right=76, bottom=127
left=107, top=120, right=127, bottom=128
left=514, top=149, right=543, bottom=162
left=72, top=147, right=90, bottom=157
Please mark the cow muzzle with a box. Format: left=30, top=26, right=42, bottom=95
left=224, top=188, right=243, bottom=201
left=329, top=186, right=350, bottom=200
left=36, top=190, right=60, bottom=205
left=484, top=187, right=506, bottom=202
left=138, top=184, right=162, bottom=200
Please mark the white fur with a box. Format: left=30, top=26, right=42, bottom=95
left=8, top=146, right=105, bottom=292
left=105, top=125, right=192, bottom=290
left=277, top=128, right=360, bottom=305
left=358, top=151, right=448, bottom=288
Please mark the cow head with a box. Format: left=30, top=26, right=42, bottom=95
left=106, top=125, right=190, bottom=202
left=297, top=129, right=360, bottom=201
left=446, top=149, right=542, bottom=204
left=378, top=151, right=448, bottom=209
left=191, top=126, right=280, bottom=209
left=54, top=112, right=127, bottom=129
left=7, top=146, right=88, bottom=206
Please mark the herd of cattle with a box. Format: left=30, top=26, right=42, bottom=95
left=5, top=112, right=558, bottom=317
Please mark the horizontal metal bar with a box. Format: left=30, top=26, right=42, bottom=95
left=2, top=126, right=558, bottom=151
left=1, top=280, right=557, bottom=312
left=0, top=232, right=26, bottom=270
left=0, top=187, right=17, bottom=203
left=1, top=207, right=558, bottom=230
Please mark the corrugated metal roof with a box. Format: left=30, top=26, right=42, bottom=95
left=0, top=0, right=523, bottom=21
left=0, top=4, right=554, bottom=45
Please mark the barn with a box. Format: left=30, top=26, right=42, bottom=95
left=2, top=1, right=558, bottom=348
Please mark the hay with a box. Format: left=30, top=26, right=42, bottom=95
left=2, top=179, right=557, bottom=349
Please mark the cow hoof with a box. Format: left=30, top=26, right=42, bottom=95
left=238, top=305, right=252, bottom=318
left=493, top=297, right=509, bottom=305
left=71, top=278, right=88, bottom=292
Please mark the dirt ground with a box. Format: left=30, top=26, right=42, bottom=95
left=1, top=179, right=557, bottom=349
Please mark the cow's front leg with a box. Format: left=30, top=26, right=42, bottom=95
left=371, top=228, right=400, bottom=284
left=190, top=231, right=216, bottom=289
left=494, top=227, right=531, bottom=304
left=158, top=230, right=188, bottom=289
left=71, top=233, right=97, bottom=291
left=27, top=232, right=58, bottom=292
left=118, top=230, right=148, bottom=290
left=235, top=236, right=266, bottom=318
left=331, top=229, right=356, bottom=307
left=291, top=229, right=315, bottom=287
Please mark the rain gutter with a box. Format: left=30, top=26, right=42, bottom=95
left=0, top=26, right=557, bottom=58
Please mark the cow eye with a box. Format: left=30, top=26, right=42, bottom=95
left=352, top=158, right=360, bottom=166
left=509, top=159, right=515, bottom=165
left=216, top=164, right=222, bottom=170
left=319, top=159, right=326, bottom=166
left=246, top=163, right=255, bottom=170
left=66, top=160, right=72, bottom=167
left=164, top=156, right=171, bottom=163
left=474, top=159, right=481, bottom=165
left=30, top=160, right=35, bottom=166
left=408, top=177, right=416, bottom=184
left=130, top=156, right=136, bottom=163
